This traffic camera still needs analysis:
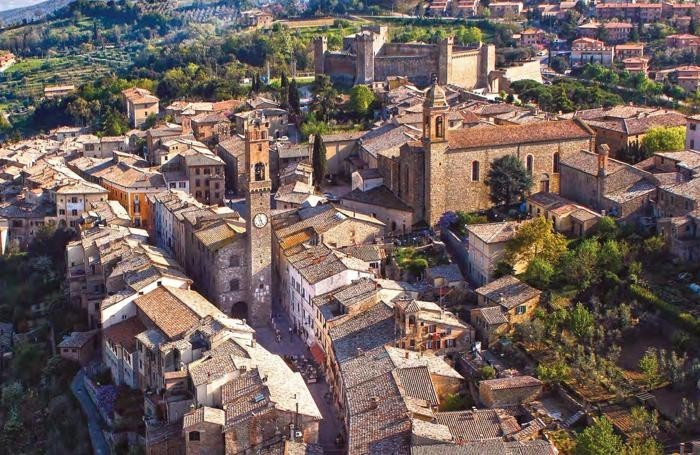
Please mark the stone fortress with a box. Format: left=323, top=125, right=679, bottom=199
left=314, top=25, right=497, bottom=88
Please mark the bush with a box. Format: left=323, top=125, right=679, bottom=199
left=630, top=284, right=700, bottom=336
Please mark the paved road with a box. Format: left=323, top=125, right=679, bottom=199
left=256, top=306, right=345, bottom=452
left=71, top=370, right=110, bottom=455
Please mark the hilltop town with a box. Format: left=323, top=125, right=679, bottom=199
left=0, top=1, right=700, bottom=455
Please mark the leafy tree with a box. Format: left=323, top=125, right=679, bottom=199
left=550, top=56, right=569, bottom=74
left=628, top=407, right=659, bottom=439
left=141, top=113, right=158, bottom=130
left=563, top=238, right=600, bottom=288
left=596, top=216, right=617, bottom=239
left=623, top=439, right=663, bottom=455
left=312, top=74, right=338, bottom=122
left=312, top=133, right=327, bottom=187
left=0, top=114, right=11, bottom=133
left=641, top=126, right=686, bottom=154
left=599, top=239, right=624, bottom=274
left=523, top=257, right=555, bottom=289
left=575, top=416, right=624, bottom=455
left=485, top=155, right=533, bottom=206
left=480, top=365, right=496, bottom=380
left=506, top=216, right=567, bottom=268
left=349, top=85, right=376, bottom=117
left=639, top=347, right=660, bottom=387
left=66, top=98, right=91, bottom=126
left=288, top=79, right=301, bottom=116
left=536, top=359, right=571, bottom=384
left=568, top=303, right=594, bottom=339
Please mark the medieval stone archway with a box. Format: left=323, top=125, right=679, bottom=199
left=231, top=301, right=249, bottom=321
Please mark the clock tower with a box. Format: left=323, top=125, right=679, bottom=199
left=244, top=117, right=272, bottom=327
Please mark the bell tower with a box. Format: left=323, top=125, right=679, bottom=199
left=423, top=76, right=450, bottom=226
left=244, top=117, right=272, bottom=327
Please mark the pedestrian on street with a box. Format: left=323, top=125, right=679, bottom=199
left=288, top=327, right=293, bottom=341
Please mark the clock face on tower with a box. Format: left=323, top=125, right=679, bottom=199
left=253, top=213, right=268, bottom=228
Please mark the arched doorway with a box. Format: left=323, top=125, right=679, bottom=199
left=539, top=173, right=550, bottom=193
left=231, top=301, right=248, bottom=321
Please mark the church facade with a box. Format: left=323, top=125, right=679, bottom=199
left=378, top=82, right=597, bottom=226
left=314, top=25, right=496, bottom=88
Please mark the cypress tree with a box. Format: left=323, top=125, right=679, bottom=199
left=288, top=79, right=301, bottom=116
left=312, top=133, right=327, bottom=188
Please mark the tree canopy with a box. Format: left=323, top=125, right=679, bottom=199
left=641, top=126, right=686, bottom=154
left=485, top=155, right=533, bottom=206
left=575, top=416, right=624, bottom=455
left=505, top=216, right=567, bottom=268
left=349, top=85, right=376, bottom=117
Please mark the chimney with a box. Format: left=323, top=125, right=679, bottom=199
left=597, top=144, right=610, bottom=176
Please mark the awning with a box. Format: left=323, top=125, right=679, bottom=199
left=310, top=342, right=326, bottom=365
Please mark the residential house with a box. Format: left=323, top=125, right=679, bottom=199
left=570, top=38, right=615, bottom=66
left=559, top=145, right=658, bottom=221
left=526, top=192, right=602, bottom=236
left=623, top=57, right=650, bottom=75
left=594, top=3, right=663, bottom=22
left=489, top=2, right=523, bottom=18
left=666, top=33, right=700, bottom=49
left=465, top=221, right=520, bottom=286
left=394, top=298, right=474, bottom=354
left=233, top=108, right=288, bottom=140
left=239, top=9, right=274, bottom=28
left=563, top=105, right=687, bottom=158
left=90, top=158, right=166, bottom=229
left=161, top=148, right=226, bottom=206
left=122, top=87, right=160, bottom=128
left=470, top=275, right=542, bottom=347
left=215, top=135, right=246, bottom=194
left=615, top=43, right=644, bottom=60
left=190, top=112, right=231, bottom=143
left=318, top=131, right=364, bottom=176
left=687, top=114, right=700, bottom=150
left=676, top=65, right=700, bottom=92
left=57, top=330, right=99, bottom=365
left=340, top=185, right=415, bottom=234
left=578, top=22, right=633, bottom=43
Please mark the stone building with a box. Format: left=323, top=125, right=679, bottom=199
left=314, top=25, right=496, bottom=88
left=478, top=376, right=543, bottom=408
left=563, top=105, right=687, bottom=158
left=122, top=87, right=160, bottom=128
left=160, top=148, right=226, bottom=206
left=394, top=298, right=474, bottom=354
left=559, top=145, right=657, bottom=221
left=526, top=192, right=602, bottom=237
left=378, top=80, right=596, bottom=226
left=470, top=275, right=541, bottom=347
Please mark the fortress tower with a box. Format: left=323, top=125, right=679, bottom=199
left=313, top=36, right=327, bottom=76
left=438, top=37, right=454, bottom=86
left=355, top=31, right=376, bottom=85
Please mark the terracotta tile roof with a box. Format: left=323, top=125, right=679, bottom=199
left=134, top=286, right=220, bottom=339
left=559, top=149, right=624, bottom=176
left=346, top=371, right=402, bottom=416
left=103, top=317, right=146, bottom=353
left=331, top=302, right=396, bottom=363
left=393, top=366, right=439, bottom=406
left=342, top=185, right=414, bottom=212
left=188, top=353, right=237, bottom=386
left=435, top=408, right=520, bottom=442
left=57, top=330, right=98, bottom=349
left=475, top=275, right=541, bottom=310
left=411, top=419, right=454, bottom=443
left=347, top=395, right=412, bottom=455
left=337, top=244, right=385, bottom=263
left=473, top=306, right=509, bottom=325
left=194, top=219, right=240, bottom=251
left=656, top=150, right=700, bottom=170
left=411, top=440, right=557, bottom=455
left=466, top=221, right=519, bottom=244
left=182, top=406, right=225, bottom=429
left=661, top=177, right=700, bottom=202
left=480, top=375, right=542, bottom=391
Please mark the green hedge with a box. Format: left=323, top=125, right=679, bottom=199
left=630, top=284, right=700, bottom=336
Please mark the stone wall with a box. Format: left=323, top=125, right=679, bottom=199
left=423, top=137, right=594, bottom=225
left=374, top=55, right=438, bottom=87
left=450, top=50, right=480, bottom=89
left=214, top=241, right=249, bottom=315
left=324, top=53, right=356, bottom=86
left=185, top=421, right=224, bottom=455
left=479, top=382, right=543, bottom=408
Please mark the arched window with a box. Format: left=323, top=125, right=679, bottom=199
left=553, top=152, right=560, bottom=173
left=435, top=117, right=444, bottom=138
left=526, top=155, right=534, bottom=174
left=254, top=162, right=265, bottom=181
left=471, top=161, right=480, bottom=181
